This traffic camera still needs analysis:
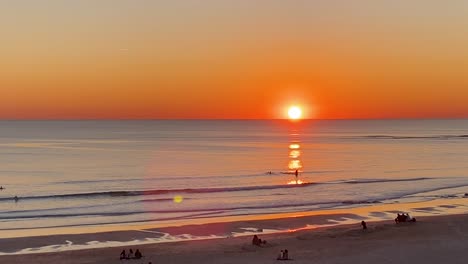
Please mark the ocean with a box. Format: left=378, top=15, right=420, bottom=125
left=1, top=120, right=468, bottom=238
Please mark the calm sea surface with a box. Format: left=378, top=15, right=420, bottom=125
left=1, top=120, right=468, bottom=233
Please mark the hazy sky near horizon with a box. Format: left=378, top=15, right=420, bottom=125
left=1, top=0, right=467, bottom=119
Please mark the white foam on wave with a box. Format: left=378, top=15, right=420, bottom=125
left=231, top=228, right=280, bottom=237
left=0, top=233, right=222, bottom=256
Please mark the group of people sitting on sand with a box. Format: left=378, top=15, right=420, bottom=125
left=251, top=235, right=292, bottom=260
left=395, top=213, right=416, bottom=223
left=119, top=249, right=143, bottom=260
left=252, top=235, right=267, bottom=246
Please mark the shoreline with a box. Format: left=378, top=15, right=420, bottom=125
left=1, top=213, right=468, bottom=263
left=0, top=197, right=467, bottom=256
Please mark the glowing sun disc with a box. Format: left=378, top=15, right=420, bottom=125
left=288, top=106, right=302, bottom=120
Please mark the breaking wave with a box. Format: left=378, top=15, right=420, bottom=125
left=0, top=177, right=437, bottom=202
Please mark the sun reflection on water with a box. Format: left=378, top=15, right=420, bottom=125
left=287, top=179, right=306, bottom=185
left=286, top=126, right=305, bottom=184
left=289, top=144, right=300, bottom=149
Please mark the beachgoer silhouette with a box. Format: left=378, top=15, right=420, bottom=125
left=295, top=170, right=298, bottom=183
left=404, top=213, right=412, bottom=221
left=283, top=249, right=289, bottom=260
left=128, top=249, right=134, bottom=259
left=361, top=221, right=367, bottom=230
left=404, top=213, right=416, bottom=222
left=0, top=186, right=3, bottom=190
left=277, top=250, right=284, bottom=260
left=14, top=196, right=19, bottom=202
left=395, top=213, right=401, bottom=223
left=120, top=249, right=126, bottom=260
left=252, top=235, right=261, bottom=246
left=135, top=249, right=142, bottom=259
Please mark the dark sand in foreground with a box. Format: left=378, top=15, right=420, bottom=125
left=2, top=213, right=468, bottom=264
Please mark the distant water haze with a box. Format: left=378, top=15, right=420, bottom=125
left=0, top=120, right=468, bottom=234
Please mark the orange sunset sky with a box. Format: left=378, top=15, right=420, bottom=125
left=1, top=1, right=467, bottom=119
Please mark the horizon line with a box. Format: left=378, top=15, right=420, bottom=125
left=0, top=117, right=467, bottom=121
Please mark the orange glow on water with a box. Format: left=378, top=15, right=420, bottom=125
left=288, top=160, right=303, bottom=170
left=289, top=144, right=300, bottom=150
left=289, top=150, right=301, bottom=159
left=287, top=180, right=306, bottom=185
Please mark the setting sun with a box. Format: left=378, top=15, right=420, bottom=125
left=288, top=106, right=302, bottom=120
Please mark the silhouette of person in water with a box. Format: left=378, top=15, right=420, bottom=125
left=0, top=186, right=3, bottom=190
left=295, top=170, right=299, bottom=183
left=361, top=221, right=367, bottom=230
left=14, top=196, right=19, bottom=202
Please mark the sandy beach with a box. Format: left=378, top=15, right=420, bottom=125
left=1, top=211, right=468, bottom=264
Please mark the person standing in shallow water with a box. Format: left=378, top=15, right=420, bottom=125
left=295, top=170, right=299, bottom=183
